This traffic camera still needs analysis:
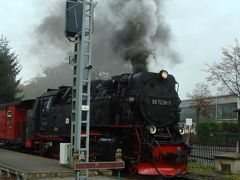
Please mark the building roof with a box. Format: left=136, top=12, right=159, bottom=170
left=180, top=94, right=238, bottom=108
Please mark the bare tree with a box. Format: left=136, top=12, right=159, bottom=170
left=187, top=83, right=211, bottom=122
left=206, top=41, right=240, bottom=97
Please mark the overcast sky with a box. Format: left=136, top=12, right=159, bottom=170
left=0, top=0, right=239, bottom=99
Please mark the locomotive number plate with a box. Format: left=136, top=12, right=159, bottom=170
left=151, top=99, right=172, bottom=106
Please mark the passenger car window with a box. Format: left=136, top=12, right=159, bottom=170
left=7, top=111, right=12, bottom=126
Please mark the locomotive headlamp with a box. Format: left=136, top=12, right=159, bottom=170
left=179, top=127, right=185, bottom=135
left=159, top=70, right=168, bottom=79
left=149, top=126, right=157, bottom=134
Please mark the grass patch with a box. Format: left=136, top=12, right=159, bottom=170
left=221, top=174, right=240, bottom=180
left=188, top=161, right=240, bottom=180
left=187, top=161, right=215, bottom=174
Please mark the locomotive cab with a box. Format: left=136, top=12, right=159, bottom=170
left=33, top=86, right=72, bottom=136
left=25, top=87, right=72, bottom=156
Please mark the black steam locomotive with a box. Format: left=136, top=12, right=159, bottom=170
left=0, top=70, right=189, bottom=177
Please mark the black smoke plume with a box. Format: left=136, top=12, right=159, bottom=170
left=31, top=0, right=180, bottom=76
left=107, top=0, right=181, bottom=72
left=113, top=21, right=150, bottom=72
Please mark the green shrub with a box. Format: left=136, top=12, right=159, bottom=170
left=218, top=121, right=238, bottom=132
left=196, top=120, right=238, bottom=133
left=196, top=120, right=218, bottom=133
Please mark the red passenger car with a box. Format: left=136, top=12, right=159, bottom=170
left=0, top=100, right=34, bottom=146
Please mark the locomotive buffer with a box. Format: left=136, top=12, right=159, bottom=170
left=65, top=0, right=124, bottom=179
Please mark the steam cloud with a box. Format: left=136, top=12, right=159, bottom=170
left=32, top=2, right=72, bottom=69
left=31, top=0, right=181, bottom=76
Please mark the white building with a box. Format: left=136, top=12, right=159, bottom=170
left=180, top=95, right=238, bottom=122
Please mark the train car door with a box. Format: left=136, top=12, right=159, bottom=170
left=5, top=106, right=15, bottom=140
left=0, top=109, right=7, bottom=139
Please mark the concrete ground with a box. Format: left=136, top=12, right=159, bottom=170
left=0, top=148, right=73, bottom=173
left=0, top=148, right=129, bottom=180
left=39, top=177, right=128, bottom=180
left=0, top=148, right=74, bottom=179
left=0, top=148, right=214, bottom=180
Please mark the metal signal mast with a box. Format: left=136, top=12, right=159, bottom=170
left=65, top=0, right=94, bottom=179
left=65, top=1, right=124, bottom=179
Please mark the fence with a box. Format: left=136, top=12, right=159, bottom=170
left=186, top=133, right=238, bottom=165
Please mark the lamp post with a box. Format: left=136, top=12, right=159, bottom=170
left=234, top=96, right=240, bottom=153
left=215, top=95, right=218, bottom=120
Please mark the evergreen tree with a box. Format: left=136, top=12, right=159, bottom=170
left=0, top=36, right=22, bottom=103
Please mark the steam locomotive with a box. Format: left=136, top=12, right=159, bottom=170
left=0, top=70, right=189, bottom=177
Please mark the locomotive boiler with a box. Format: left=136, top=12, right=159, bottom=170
left=0, top=70, right=189, bottom=177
